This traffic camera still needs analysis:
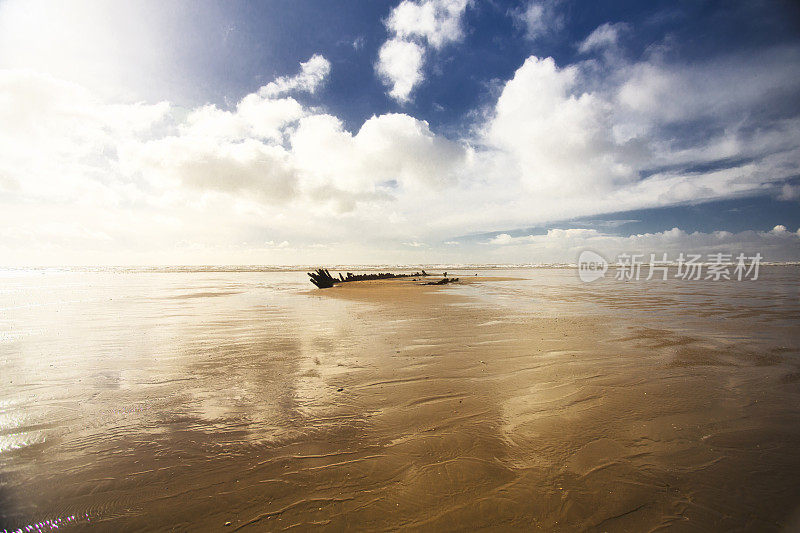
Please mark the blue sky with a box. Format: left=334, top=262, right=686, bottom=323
left=0, top=0, right=799, bottom=265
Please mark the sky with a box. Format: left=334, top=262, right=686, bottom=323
left=0, top=0, right=799, bottom=266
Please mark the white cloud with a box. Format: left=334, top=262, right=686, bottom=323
left=181, top=96, right=304, bottom=142
left=0, top=69, right=169, bottom=210
left=2, top=37, right=800, bottom=265
left=260, top=54, right=331, bottom=97
left=376, top=39, right=426, bottom=102
left=290, top=111, right=469, bottom=209
left=468, top=46, right=800, bottom=230
left=484, top=56, right=637, bottom=195
left=771, top=224, right=787, bottom=234
left=116, top=56, right=471, bottom=225
left=481, top=226, right=800, bottom=263
left=617, top=46, right=800, bottom=124
left=118, top=56, right=337, bottom=208
left=386, top=0, right=469, bottom=49
left=489, top=233, right=514, bottom=245
left=376, top=0, right=469, bottom=102
left=125, top=137, right=298, bottom=203
left=488, top=229, right=600, bottom=246
left=512, top=0, right=563, bottom=41
left=779, top=183, right=800, bottom=201
left=578, top=22, right=627, bottom=53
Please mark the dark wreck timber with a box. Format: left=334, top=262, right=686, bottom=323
left=425, top=277, right=459, bottom=285
left=307, top=268, right=435, bottom=289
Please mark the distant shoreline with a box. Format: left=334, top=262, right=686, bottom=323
left=2, top=263, right=800, bottom=273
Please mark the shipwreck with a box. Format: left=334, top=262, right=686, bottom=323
left=307, top=268, right=458, bottom=289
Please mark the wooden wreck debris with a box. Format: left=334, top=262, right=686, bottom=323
left=308, top=268, right=337, bottom=288
left=308, top=268, right=429, bottom=288
left=425, top=277, right=459, bottom=285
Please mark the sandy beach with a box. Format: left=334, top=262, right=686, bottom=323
left=2, top=267, right=800, bottom=531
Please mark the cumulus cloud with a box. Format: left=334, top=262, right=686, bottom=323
left=376, top=0, right=469, bottom=102
left=116, top=56, right=471, bottom=222
left=180, top=96, right=304, bottom=142
left=376, top=39, right=426, bottom=102
left=293, top=112, right=468, bottom=192
left=484, top=55, right=637, bottom=195
left=512, top=0, right=563, bottom=41
left=488, top=233, right=515, bottom=245
left=578, top=22, right=628, bottom=53
left=126, top=138, right=298, bottom=203
left=2, top=30, right=800, bottom=265
left=770, top=224, right=788, bottom=234
left=259, top=54, right=331, bottom=97
left=482, top=227, right=800, bottom=263
left=488, top=229, right=600, bottom=247
left=468, top=43, right=800, bottom=230
left=386, top=0, right=469, bottom=49
left=779, top=183, right=800, bottom=201
left=116, top=58, right=332, bottom=206
left=0, top=69, right=169, bottom=209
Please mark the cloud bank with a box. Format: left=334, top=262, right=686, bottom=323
left=483, top=226, right=800, bottom=264
left=1, top=10, right=799, bottom=265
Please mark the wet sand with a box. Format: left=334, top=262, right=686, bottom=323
left=2, top=268, right=800, bottom=531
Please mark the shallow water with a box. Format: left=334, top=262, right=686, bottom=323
left=1, top=267, right=799, bottom=531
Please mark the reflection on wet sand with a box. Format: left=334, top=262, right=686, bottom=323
left=1, top=268, right=800, bottom=531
